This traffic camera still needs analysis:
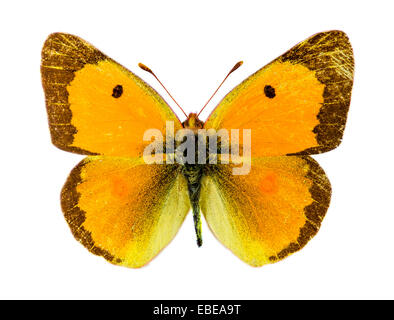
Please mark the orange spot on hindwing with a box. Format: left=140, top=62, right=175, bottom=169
left=111, top=176, right=130, bottom=198
left=259, top=171, right=279, bottom=194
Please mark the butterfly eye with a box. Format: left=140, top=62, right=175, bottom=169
left=112, top=85, right=123, bottom=98
left=264, top=85, right=276, bottom=98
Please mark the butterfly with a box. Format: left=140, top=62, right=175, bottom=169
left=41, top=30, right=354, bottom=268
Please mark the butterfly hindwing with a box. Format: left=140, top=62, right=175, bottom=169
left=204, top=30, right=354, bottom=156
left=41, top=33, right=181, bottom=157
left=61, top=156, right=190, bottom=268
left=200, top=156, right=331, bottom=266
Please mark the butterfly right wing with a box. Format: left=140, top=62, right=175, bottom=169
left=200, top=156, right=331, bottom=266
left=61, top=156, right=190, bottom=268
left=204, top=31, right=354, bottom=156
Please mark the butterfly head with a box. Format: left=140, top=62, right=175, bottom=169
left=182, top=113, right=204, bottom=129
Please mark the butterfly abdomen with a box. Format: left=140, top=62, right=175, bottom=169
left=182, top=162, right=203, bottom=247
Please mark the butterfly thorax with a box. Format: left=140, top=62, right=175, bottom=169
left=180, top=113, right=205, bottom=196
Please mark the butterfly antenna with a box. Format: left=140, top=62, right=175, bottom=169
left=138, top=63, right=188, bottom=118
left=197, top=61, right=243, bottom=117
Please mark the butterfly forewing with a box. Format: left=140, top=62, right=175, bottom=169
left=41, top=33, right=181, bottom=157
left=204, top=30, right=354, bottom=156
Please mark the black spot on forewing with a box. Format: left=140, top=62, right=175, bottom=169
left=112, top=85, right=123, bottom=98
left=264, top=85, right=276, bottom=98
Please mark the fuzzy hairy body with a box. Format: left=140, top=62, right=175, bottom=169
left=181, top=114, right=205, bottom=246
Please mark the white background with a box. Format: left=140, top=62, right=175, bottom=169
left=1, top=0, right=393, bottom=299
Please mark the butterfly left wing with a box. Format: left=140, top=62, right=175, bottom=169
left=200, top=156, right=331, bottom=266
left=204, top=30, right=354, bottom=156
left=61, top=156, right=190, bottom=268
left=41, top=33, right=181, bottom=156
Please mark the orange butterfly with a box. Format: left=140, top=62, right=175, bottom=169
left=41, top=31, right=353, bottom=268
